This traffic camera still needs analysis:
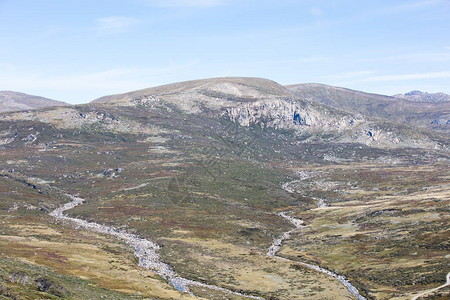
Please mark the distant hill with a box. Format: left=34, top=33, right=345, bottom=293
left=92, top=77, right=363, bottom=133
left=0, top=78, right=446, bottom=150
left=0, top=91, right=68, bottom=112
left=87, top=77, right=445, bottom=149
left=286, top=83, right=450, bottom=131
left=92, top=77, right=292, bottom=111
left=393, top=90, right=450, bottom=103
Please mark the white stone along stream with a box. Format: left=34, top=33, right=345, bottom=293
left=50, top=194, right=262, bottom=299
left=267, top=211, right=367, bottom=300
left=50, top=191, right=367, bottom=299
left=279, top=177, right=367, bottom=300
left=20, top=171, right=445, bottom=300
left=280, top=177, right=450, bottom=300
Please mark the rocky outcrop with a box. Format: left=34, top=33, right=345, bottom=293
left=287, top=83, right=450, bottom=132
left=223, top=98, right=444, bottom=149
left=224, top=98, right=363, bottom=132
left=394, top=90, right=450, bottom=103
left=0, top=107, right=166, bottom=136
left=431, top=119, right=450, bottom=126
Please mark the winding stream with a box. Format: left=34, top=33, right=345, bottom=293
left=268, top=211, right=367, bottom=300
left=267, top=212, right=304, bottom=256
left=280, top=177, right=450, bottom=300
left=6, top=170, right=368, bottom=299
left=51, top=192, right=366, bottom=300
left=50, top=194, right=262, bottom=299
left=279, top=177, right=367, bottom=300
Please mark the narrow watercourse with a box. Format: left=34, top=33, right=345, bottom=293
left=279, top=177, right=367, bottom=300
left=51, top=192, right=368, bottom=300
left=4, top=171, right=367, bottom=299
left=51, top=193, right=366, bottom=300
left=50, top=194, right=263, bottom=300
left=281, top=177, right=450, bottom=300
left=267, top=211, right=367, bottom=300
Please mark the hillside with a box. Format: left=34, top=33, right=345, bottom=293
left=90, top=77, right=445, bottom=149
left=0, top=77, right=449, bottom=300
left=92, top=77, right=292, bottom=112
left=287, top=83, right=450, bottom=131
left=0, top=91, right=68, bottom=112
left=394, top=90, right=450, bottom=103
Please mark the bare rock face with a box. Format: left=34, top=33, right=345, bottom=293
left=286, top=83, right=450, bottom=132
left=224, top=98, right=363, bottom=132
left=223, top=98, right=442, bottom=149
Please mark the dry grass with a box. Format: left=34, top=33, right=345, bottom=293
left=161, top=236, right=354, bottom=299
left=0, top=218, right=195, bottom=299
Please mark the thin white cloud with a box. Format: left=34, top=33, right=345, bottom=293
left=297, top=56, right=329, bottom=63
left=445, top=46, right=450, bottom=50
left=359, top=52, right=450, bottom=64
left=389, top=52, right=450, bottom=63
left=335, top=0, right=446, bottom=28
left=0, top=62, right=15, bottom=71
left=95, top=17, right=139, bottom=34
left=146, top=0, right=226, bottom=7
left=364, top=71, right=450, bottom=82
left=381, top=0, right=443, bottom=14
left=310, top=7, right=322, bottom=16
left=324, top=70, right=375, bottom=81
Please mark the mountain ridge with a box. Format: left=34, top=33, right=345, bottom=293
left=393, top=90, right=450, bottom=103
left=1, top=77, right=446, bottom=151
left=92, top=77, right=291, bottom=105
left=0, top=91, right=68, bottom=113
left=286, top=82, right=450, bottom=132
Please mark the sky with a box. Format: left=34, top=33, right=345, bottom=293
left=0, top=0, right=449, bottom=104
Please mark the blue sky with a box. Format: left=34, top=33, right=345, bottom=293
left=0, top=0, right=449, bottom=104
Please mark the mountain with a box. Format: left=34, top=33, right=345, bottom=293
left=0, top=77, right=449, bottom=300
left=92, top=77, right=293, bottom=113
left=286, top=83, right=450, bottom=131
left=0, top=91, right=68, bottom=112
left=393, top=90, right=450, bottom=103
left=91, top=77, right=446, bottom=149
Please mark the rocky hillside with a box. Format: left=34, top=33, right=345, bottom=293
left=287, top=83, right=450, bottom=131
left=0, top=78, right=446, bottom=149
left=89, top=77, right=445, bottom=149
left=0, top=91, right=68, bottom=112
left=94, top=78, right=358, bottom=129
left=393, top=90, right=450, bottom=103
left=93, top=77, right=292, bottom=112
